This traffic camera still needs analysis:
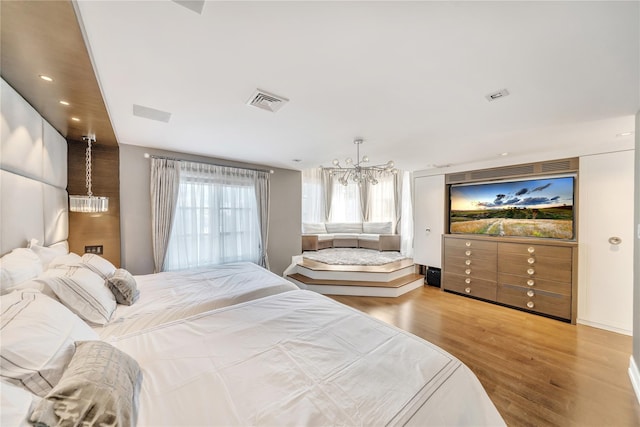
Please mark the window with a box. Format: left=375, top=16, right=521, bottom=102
left=164, top=165, right=263, bottom=271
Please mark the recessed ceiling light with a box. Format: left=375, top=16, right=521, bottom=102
left=292, top=159, right=302, bottom=163
left=59, top=100, right=70, bottom=106
left=501, top=152, right=509, bottom=156
left=39, top=75, right=53, bottom=82
left=71, top=117, right=80, bottom=122
left=616, top=131, right=634, bottom=137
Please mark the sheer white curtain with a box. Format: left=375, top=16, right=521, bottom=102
left=164, top=162, right=267, bottom=271
left=329, top=179, right=362, bottom=223
left=301, top=168, right=325, bottom=224
left=367, top=172, right=397, bottom=225
left=400, top=171, right=414, bottom=256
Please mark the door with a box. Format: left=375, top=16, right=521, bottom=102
left=578, top=150, right=635, bottom=334
left=413, top=174, right=445, bottom=268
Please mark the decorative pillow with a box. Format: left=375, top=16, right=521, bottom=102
left=0, top=290, right=98, bottom=397
left=325, top=222, right=363, bottom=234
left=363, top=221, right=394, bottom=234
left=1, top=380, right=41, bottom=427
left=107, top=269, right=140, bottom=306
left=81, top=254, right=116, bottom=279
left=28, top=239, right=68, bottom=270
left=39, top=266, right=116, bottom=325
left=302, top=222, right=327, bottom=234
left=0, top=248, right=43, bottom=294
left=30, top=341, right=142, bottom=427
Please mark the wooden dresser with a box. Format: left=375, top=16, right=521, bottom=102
left=442, top=235, right=577, bottom=323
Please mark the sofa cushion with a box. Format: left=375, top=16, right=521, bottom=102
left=302, top=223, right=327, bottom=234
left=363, top=221, right=393, bottom=234
left=317, top=234, right=334, bottom=242
left=358, top=234, right=381, bottom=241
left=325, top=223, right=363, bottom=234
left=332, top=233, right=361, bottom=240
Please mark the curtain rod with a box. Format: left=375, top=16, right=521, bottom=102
left=143, top=153, right=274, bottom=174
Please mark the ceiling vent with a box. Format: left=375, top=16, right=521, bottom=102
left=485, top=89, right=510, bottom=102
left=247, top=89, right=289, bottom=113
left=133, top=104, right=172, bottom=123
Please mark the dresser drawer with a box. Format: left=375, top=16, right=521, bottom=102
left=444, top=273, right=497, bottom=301
left=498, top=242, right=572, bottom=259
left=498, top=273, right=571, bottom=296
left=445, top=238, right=497, bottom=252
left=497, top=284, right=571, bottom=319
left=498, top=253, right=572, bottom=283
left=444, top=245, right=497, bottom=262
left=444, top=255, right=497, bottom=281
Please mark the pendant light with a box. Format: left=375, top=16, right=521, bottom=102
left=69, top=136, right=109, bottom=213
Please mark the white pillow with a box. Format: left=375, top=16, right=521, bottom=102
left=81, top=254, right=116, bottom=279
left=0, top=290, right=98, bottom=397
left=47, top=252, right=83, bottom=269
left=28, top=239, right=68, bottom=269
left=302, top=222, right=327, bottom=234
left=363, top=221, right=393, bottom=234
left=7, top=278, right=60, bottom=302
left=1, top=381, right=40, bottom=427
left=0, top=248, right=43, bottom=294
left=39, top=266, right=116, bottom=325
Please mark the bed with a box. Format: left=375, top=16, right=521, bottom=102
left=0, top=77, right=505, bottom=425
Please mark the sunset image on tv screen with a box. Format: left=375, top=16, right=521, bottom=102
left=449, top=176, right=574, bottom=239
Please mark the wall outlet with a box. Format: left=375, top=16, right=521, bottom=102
left=84, top=245, right=103, bottom=255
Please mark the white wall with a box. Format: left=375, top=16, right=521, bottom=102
left=413, top=175, right=445, bottom=268
left=118, top=144, right=301, bottom=276
left=578, top=150, right=635, bottom=334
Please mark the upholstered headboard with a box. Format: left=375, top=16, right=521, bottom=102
left=0, top=78, right=69, bottom=256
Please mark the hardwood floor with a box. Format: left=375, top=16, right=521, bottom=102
left=331, top=285, right=640, bottom=427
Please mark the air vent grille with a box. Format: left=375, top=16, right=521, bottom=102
left=247, top=89, right=289, bottom=113
left=471, top=164, right=535, bottom=180
left=541, top=160, right=573, bottom=173
left=446, top=158, right=578, bottom=184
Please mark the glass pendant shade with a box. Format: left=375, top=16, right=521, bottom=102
left=69, top=195, right=109, bottom=213
left=69, top=136, right=109, bottom=213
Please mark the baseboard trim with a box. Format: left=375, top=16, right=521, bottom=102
left=628, top=356, right=640, bottom=405
left=576, top=318, right=632, bottom=336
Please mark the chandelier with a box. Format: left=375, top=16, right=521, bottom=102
left=324, top=139, right=396, bottom=185
left=69, top=136, right=109, bottom=213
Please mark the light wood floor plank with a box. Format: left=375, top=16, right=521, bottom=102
left=331, top=286, right=640, bottom=426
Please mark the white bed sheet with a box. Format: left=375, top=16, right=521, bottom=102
left=95, top=262, right=298, bottom=339
left=110, top=290, right=505, bottom=426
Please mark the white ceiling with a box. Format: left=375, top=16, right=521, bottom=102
left=75, top=1, right=639, bottom=172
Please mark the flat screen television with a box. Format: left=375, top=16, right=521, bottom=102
left=449, top=175, right=575, bottom=240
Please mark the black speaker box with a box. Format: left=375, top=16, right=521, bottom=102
left=425, top=267, right=441, bottom=287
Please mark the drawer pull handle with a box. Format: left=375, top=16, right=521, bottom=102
left=527, top=290, right=535, bottom=297
left=465, top=269, right=471, bottom=275
left=527, top=268, right=535, bottom=275
left=465, top=242, right=472, bottom=247
left=527, top=257, right=535, bottom=264
left=465, top=287, right=471, bottom=294
left=465, top=259, right=471, bottom=266
left=527, top=301, right=535, bottom=309
left=465, top=250, right=471, bottom=256
left=527, top=279, right=535, bottom=286
left=528, top=247, right=535, bottom=254
left=465, top=278, right=471, bottom=284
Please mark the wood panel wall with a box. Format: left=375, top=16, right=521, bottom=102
left=67, top=140, right=121, bottom=267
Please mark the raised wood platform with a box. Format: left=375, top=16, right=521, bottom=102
left=284, top=255, right=424, bottom=297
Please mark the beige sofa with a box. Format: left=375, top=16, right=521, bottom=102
left=301, top=222, right=401, bottom=252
